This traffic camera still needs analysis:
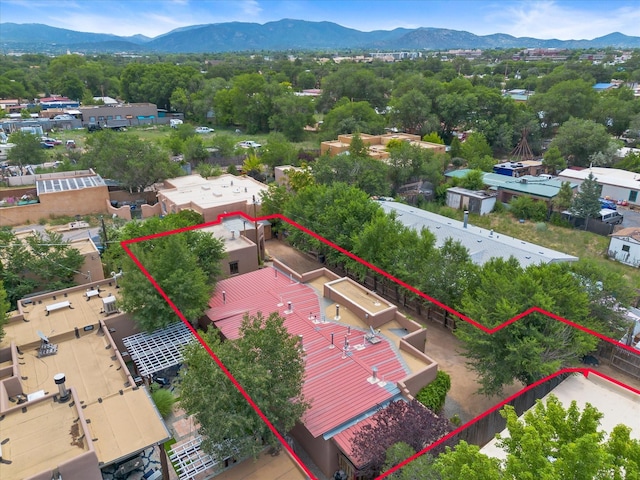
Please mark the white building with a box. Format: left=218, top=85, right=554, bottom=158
left=609, top=227, right=640, bottom=267
left=480, top=374, right=640, bottom=460
left=557, top=167, right=640, bottom=207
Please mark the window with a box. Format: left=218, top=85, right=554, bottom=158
left=622, top=245, right=631, bottom=252
left=229, top=261, right=239, bottom=275
left=630, top=191, right=638, bottom=203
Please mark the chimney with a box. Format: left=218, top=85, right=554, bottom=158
left=54, top=373, right=70, bottom=402
left=463, top=210, right=469, bottom=228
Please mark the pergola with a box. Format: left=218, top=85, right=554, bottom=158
left=122, top=321, right=194, bottom=378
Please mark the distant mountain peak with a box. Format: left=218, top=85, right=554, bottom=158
left=1, top=20, right=638, bottom=54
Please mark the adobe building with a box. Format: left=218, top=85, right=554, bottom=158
left=206, top=263, right=439, bottom=479
left=0, top=170, right=110, bottom=227
left=152, top=174, right=270, bottom=260
left=13, top=229, right=105, bottom=285
left=320, top=133, right=446, bottom=160
left=0, top=281, right=171, bottom=480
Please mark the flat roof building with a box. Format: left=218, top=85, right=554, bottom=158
left=321, top=133, right=446, bottom=160
left=0, top=282, right=171, bottom=480
left=480, top=373, right=640, bottom=460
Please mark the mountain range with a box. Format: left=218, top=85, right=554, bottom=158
left=1, top=20, right=639, bottom=54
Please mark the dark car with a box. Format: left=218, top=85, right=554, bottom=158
left=87, top=124, right=103, bottom=132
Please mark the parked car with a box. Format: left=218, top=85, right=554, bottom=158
left=40, top=141, right=55, bottom=149
left=599, top=208, right=624, bottom=225
left=236, top=140, right=262, bottom=149
left=53, top=114, right=74, bottom=121
left=599, top=198, right=617, bottom=210
left=87, top=124, right=102, bottom=132
left=41, top=136, right=62, bottom=145
left=65, top=139, right=77, bottom=149
left=170, top=119, right=184, bottom=128
left=195, top=126, right=214, bottom=134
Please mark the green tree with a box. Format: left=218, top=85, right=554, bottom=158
left=180, top=312, right=309, bottom=460
left=570, top=172, right=602, bottom=229
left=456, top=258, right=599, bottom=395
left=550, top=118, right=612, bottom=167
left=552, top=181, right=574, bottom=211
left=509, top=196, right=548, bottom=221
left=435, top=396, right=640, bottom=479
left=320, top=99, right=386, bottom=140
left=529, top=79, right=598, bottom=133
left=388, top=89, right=438, bottom=136
left=183, top=136, right=208, bottom=164
left=84, top=130, right=182, bottom=192
left=542, top=146, right=566, bottom=175
left=268, top=93, right=314, bottom=142
left=423, top=132, right=445, bottom=144
left=449, top=135, right=462, bottom=158
left=458, top=169, right=485, bottom=190
left=460, top=132, right=493, bottom=170
left=120, top=234, right=212, bottom=331
left=7, top=130, right=46, bottom=168
left=436, top=441, right=503, bottom=480
left=415, top=370, right=451, bottom=413
left=318, top=67, right=389, bottom=113
left=0, top=229, right=84, bottom=309
left=259, top=132, right=297, bottom=172
left=382, top=442, right=441, bottom=480
left=0, top=281, right=10, bottom=343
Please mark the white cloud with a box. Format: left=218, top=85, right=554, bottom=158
left=485, top=1, right=640, bottom=39
left=240, top=0, right=263, bottom=16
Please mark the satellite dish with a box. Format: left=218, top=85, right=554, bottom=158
left=37, top=330, right=49, bottom=343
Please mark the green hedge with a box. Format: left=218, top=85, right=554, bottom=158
left=416, top=370, right=451, bottom=413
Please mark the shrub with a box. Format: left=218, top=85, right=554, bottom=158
left=535, top=222, right=547, bottom=232
left=491, top=201, right=506, bottom=214
left=151, top=387, right=176, bottom=418
left=509, top=196, right=547, bottom=221
left=416, top=370, right=451, bottom=413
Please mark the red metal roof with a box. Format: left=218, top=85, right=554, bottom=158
left=206, top=267, right=407, bottom=438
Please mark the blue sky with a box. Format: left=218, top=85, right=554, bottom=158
left=2, top=0, right=639, bottom=40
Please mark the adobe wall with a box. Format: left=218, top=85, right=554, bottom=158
left=0, top=186, right=110, bottom=226
left=290, top=423, right=337, bottom=479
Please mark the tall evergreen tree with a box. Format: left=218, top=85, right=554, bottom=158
left=570, top=172, right=602, bottom=229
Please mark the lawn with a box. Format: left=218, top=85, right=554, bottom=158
left=428, top=205, right=640, bottom=289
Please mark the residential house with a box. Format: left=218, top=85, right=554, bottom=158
left=152, top=174, right=270, bottom=260
left=0, top=282, right=171, bottom=480
left=608, top=227, right=640, bottom=267
left=205, top=264, right=439, bottom=479
left=0, top=170, right=111, bottom=227
left=557, top=167, right=640, bottom=207
left=446, top=169, right=578, bottom=207
left=320, top=133, right=446, bottom=160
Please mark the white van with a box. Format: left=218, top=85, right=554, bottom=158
left=170, top=119, right=183, bottom=128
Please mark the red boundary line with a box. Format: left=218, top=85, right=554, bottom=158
left=121, top=211, right=640, bottom=480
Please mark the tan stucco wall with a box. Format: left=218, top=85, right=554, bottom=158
left=290, top=423, right=338, bottom=478
left=0, top=186, right=110, bottom=227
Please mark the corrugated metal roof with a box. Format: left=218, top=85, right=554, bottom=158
left=379, top=201, right=578, bottom=267
left=206, top=268, right=407, bottom=438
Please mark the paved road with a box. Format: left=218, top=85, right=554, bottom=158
left=619, top=205, right=640, bottom=229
